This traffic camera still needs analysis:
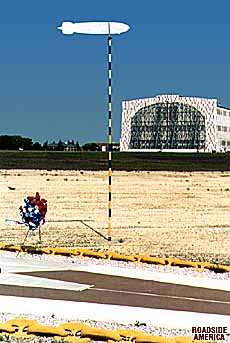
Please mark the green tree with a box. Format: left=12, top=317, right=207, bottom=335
left=0, top=135, right=33, bottom=150
left=57, top=139, right=64, bottom=151
left=82, top=142, right=100, bottom=151
left=32, top=142, right=42, bottom=150
left=43, top=141, right=48, bottom=150
left=75, top=141, right=81, bottom=150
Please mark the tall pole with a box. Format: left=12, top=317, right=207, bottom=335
left=58, top=21, right=130, bottom=242
left=108, top=26, right=112, bottom=241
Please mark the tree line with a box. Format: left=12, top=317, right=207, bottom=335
left=0, top=135, right=102, bottom=151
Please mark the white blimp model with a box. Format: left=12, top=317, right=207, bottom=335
left=58, top=21, right=130, bottom=35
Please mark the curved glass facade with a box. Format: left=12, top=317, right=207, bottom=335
left=129, top=102, right=206, bottom=149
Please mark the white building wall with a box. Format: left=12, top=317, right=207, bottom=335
left=120, top=95, right=218, bottom=152
left=216, top=107, right=230, bottom=151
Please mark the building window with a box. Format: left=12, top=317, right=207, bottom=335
left=223, top=110, right=227, bottom=116
left=129, top=102, right=205, bottom=150
left=217, top=126, right=221, bottom=131
left=227, top=141, right=230, bottom=147
left=222, top=141, right=226, bottom=146
left=217, top=109, right=221, bottom=115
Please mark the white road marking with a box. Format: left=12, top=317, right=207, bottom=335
left=93, top=287, right=230, bottom=304
left=0, top=273, right=93, bottom=292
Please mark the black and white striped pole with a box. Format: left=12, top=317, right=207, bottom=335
left=58, top=21, right=130, bottom=241
left=107, top=27, right=112, bottom=240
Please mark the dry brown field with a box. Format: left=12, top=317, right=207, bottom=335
left=1, top=169, right=230, bottom=264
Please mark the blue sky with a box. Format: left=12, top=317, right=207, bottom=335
left=1, top=0, right=230, bottom=144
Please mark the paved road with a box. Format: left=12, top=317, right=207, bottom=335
left=0, top=270, right=228, bottom=315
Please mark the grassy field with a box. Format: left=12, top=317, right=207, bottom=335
left=1, top=151, right=230, bottom=171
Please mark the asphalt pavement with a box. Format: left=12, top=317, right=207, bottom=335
left=0, top=270, right=227, bottom=315
left=0, top=253, right=230, bottom=328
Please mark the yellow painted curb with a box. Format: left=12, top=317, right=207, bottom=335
left=136, top=334, right=172, bottom=342
left=27, top=324, right=68, bottom=337
left=5, top=318, right=37, bottom=338
left=81, top=327, right=122, bottom=341
left=0, top=244, right=229, bottom=273
left=0, top=318, right=216, bottom=343
left=0, top=323, right=15, bottom=334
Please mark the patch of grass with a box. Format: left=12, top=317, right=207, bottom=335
left=208, top=265, right=228, bottom=273
left=0, top=334, right=9, bottom=341
left=1, top=151, right=230, bottom=171
left=134, top=320, right=147, bottom=327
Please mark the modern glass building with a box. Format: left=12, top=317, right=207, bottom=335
left=120, top=95, right=230, bottom=152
